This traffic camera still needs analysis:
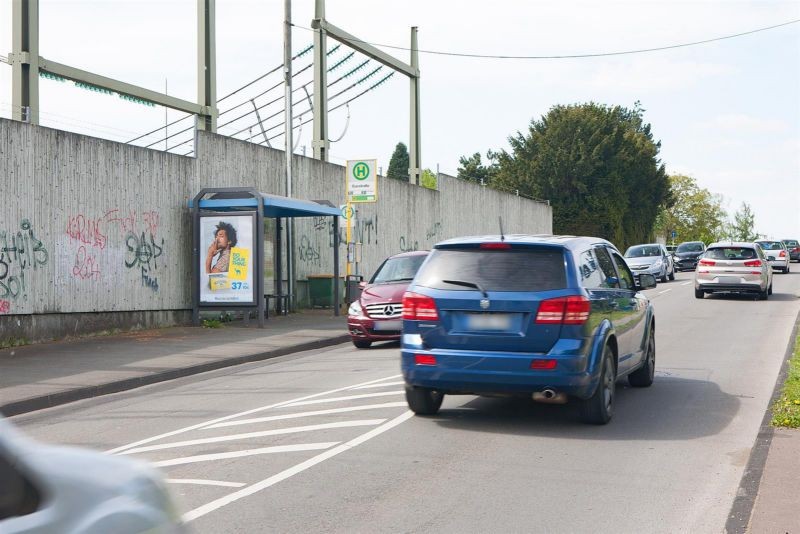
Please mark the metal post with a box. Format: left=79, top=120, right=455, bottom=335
left=284, top=0, right=296, bottom=312
left=333, top=216, right=340, bottom=316
left=11, top=0, right=39, bottom=124
left=312, top=0, right=329, bottom=161
left=197, top=0, right=217, bottom=132
left=409, top=27, right=421, bottom=186
left=275, top=218, right=283, bottom=314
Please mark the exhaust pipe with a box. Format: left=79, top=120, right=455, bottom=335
left=532, top=388, right=568, bottom=404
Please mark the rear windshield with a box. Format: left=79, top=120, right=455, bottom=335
left=705, top=247, right=757, bottom=260
left=784, top=240, right=799, bottom=247
left=756, top=241, right=784, bottom=251
left=371, top=255, right=427, bottom=284
left=625, top=245, right=662, bottom=258
left=414, top=248, right=567, bottom=292
left=676, top=242, right=704, bottom=253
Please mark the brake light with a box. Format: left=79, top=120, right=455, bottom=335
left=698, top=259, right=716, bottom=266
left=535, top=296, right=590, bottom=325
left=530, top=359, right=557, bottom=370
left=794, top=247, right=800, bottom=253
left=479, top=242, right=512, bottom=250
left=780, top=250, right=787, bottom=257
left=414, top=354, right=437, bottom=366
left=744, top=260, right=762, bottom=267
left=402, top=292, right=439, bottom=321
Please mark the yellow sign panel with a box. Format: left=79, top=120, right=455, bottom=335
left=229, top=247, right=250, bottom=281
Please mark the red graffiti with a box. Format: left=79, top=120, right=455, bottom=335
left=143, top=211, right=160, bottom=235
left=0, top=300, right=10, bottom=313
left=66, top=214, right=108, bottom=249
left=72, top=246, right=101, bottom=281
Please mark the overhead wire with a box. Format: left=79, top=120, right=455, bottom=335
left=292, top=18, right=800, bottom=59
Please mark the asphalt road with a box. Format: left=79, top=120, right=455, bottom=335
left=12, top=270, right=800, bottom=533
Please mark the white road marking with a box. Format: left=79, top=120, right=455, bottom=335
left=182, top=410, right=414, bottom=523
left=282, top=390, right=403, bottom=408
left=681, top=282, right=691, bottom=286
left=166, top=479, right=247, bottom=488
left=659, top=289, right=672, bottom=295
left=120, top=420, right=386, bottom=455
left=350, top=380, right=406, bottom=390
left=205, top=402, right=409, bottom=430
left=107, top=373, right=402, bottom=455
left=156, top=442, right=339, bottom=468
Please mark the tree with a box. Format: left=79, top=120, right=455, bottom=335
left=653, top=174, right=727, bottom=245
left=386, top=142, right=409, bottom=181
left=729, top=202, right=758, bottom=241
left=457, top=152, right=498, bottom=185
left=490, top=102, right=671, bottom=248
left=420, top=169, right=437, bottom=190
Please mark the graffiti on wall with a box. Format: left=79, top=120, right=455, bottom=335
left=65, top=209, right=165, bottom=292
left=0, top=219, right=50, bottom=305
left=299, top=235, right=321, bottom=266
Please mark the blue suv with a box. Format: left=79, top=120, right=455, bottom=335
left=400, top=235, right=657, bottom=424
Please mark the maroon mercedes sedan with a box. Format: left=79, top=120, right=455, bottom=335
left=347, top=250, right=429, bottom=348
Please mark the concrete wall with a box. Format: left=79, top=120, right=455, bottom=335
left=0, top=118, right=551, bottom=343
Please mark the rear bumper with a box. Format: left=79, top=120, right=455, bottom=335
left=696, top=282, right=764, bottom=293
left=401, top=338, right=600, bottom=399
left=766, top=259, right=789, bottom=270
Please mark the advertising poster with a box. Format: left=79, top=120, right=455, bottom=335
left=199, top=213, right=256, bottom=305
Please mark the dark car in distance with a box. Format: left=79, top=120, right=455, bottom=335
left=782, top=239, right=800, bottom=262
left=347, top=251, right=428, bottom=348
left=673, top=241, right=706, bottom=271
left=401, top=235, right=657, bottom=425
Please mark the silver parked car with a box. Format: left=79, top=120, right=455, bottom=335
left=694, top=242, right=773, bottom=300
left=624, top=243, right=675, bottom=283
left=0, top=417, right=183, bottom=534
left=756, top=240, right=791, bottom=273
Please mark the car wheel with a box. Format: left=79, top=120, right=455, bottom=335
left=660, top=270, right=668, bottom=283
left=694, top=288, right=704, bottom=299
left=759, top=287, right=769, bottom=300
left=768, top=282, right=773, bottom=295
left=628, top=326, right=655, bottom=388
left=580, top=345, right=615, bottom=425
left=352, top=339, right=372, bottom=349
left=405, top=385, right=444, bottom=415
left=668, top=268, right=675, bottom=281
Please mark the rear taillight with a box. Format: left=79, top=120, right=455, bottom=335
left=698, top=259, right=716, bottom=266
left=530, top=359, right=557, bottom=370
left=744, top=259, right=762, bottom=267
left=414, top=354, right=437, bottom=366
left=794, top=247, right=800, bottom=253
left=402, top=292, right=439, bottom=321
left=535, top=296, right=590, bottom=325
left=780, top=250, right=787, bottom=257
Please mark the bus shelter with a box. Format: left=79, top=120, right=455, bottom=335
left=189, top=187, right=341, bottom=328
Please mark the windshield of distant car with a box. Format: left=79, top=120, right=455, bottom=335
left=676, top=243, right=704, bottom=253
left=756, top=241, right=784, bottom=251
left=624, top=245, right=662, bottom=258
left=784, top=240, right=799, bottom=247
left=705, top=247, right=757, bottom=260
left=414, top=248, right=566, bottom=292
left=370, top=255, right=427, bottom=284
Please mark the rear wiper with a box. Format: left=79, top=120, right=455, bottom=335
left=442, top=279, right=489, bottom=299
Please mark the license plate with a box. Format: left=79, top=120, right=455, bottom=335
left=465, top=313, right=512, bottom=331
left=373, top=320, right=401, bottom=331
left=718, top=276, right=741, bottom=284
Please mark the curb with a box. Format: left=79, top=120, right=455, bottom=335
left=725, top=309, right=800, bottom=534
left=0, top=334, right=350, bottom=418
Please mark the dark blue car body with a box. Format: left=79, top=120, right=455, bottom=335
left=401, top=235, right=656, bottom=422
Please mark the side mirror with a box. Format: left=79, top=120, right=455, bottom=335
left=358, top=281, right=366, bottom=289
left=636, top=273, right=657, bottom=290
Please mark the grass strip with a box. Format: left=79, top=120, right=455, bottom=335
left=771, top=330, right=800, bottom=428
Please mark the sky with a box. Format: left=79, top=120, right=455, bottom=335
left=1, top=0, right=798, bottom=239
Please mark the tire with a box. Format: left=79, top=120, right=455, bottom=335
left=352, top=339, right=372, bottom=349
left=405, top=386, right=444, bottom=415
left=759, top=287, right=768, bottom=300
left=628, top=326, right=655, bottom=388
left=768, top=283, right=773, bottom=295
left=668, top=268, right=675, bottom=281
left=660, top=270, right=668, bottom=283
left=694, top=288, right=704, bottom=299
left=580, top=345, right=616, bottom=425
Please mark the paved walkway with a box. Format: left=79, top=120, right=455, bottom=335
left=747, top=428, right=800, bottom=533
left=0, top=310, right=348, bottom=417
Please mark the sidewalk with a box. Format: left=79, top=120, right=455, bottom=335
left=747, top=428, right=800, bottom=533
left=0, top=310, right=348, bottom=417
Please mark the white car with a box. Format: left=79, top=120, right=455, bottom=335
left=695, top=242, right=773, bottom=300
left=756, top=240, right=791, bottom=273
left=0, top=417, right=183, bottom=534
